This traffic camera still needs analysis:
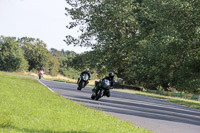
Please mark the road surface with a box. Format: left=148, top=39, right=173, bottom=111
left=39, top=79, right=200, bottom=133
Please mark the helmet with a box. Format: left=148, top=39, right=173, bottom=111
left=109, top=72, right=114, bottom=78
left=86, top=68, right=90, bottom=72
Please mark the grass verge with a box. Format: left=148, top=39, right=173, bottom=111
left=0, top=71, right=96, bottom=86
left=115, top=89, right=200, bottom=110
left=0, top=74, right=152, bottom=133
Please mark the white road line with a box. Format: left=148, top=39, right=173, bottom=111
left=37, top=79, right=55, bottom=93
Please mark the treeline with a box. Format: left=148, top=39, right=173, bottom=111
left=0, top=36, right=76, bottom=76
left=50, top=48, right=80, bottom=78
left=65, top=0, right=200, bottom=93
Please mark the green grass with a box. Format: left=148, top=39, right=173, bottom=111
left=0, top=71, right=37, bottom=78
left=0, top=74, right=152, bottom=133
left=115, top=89, right=200, bottom=110
left=0, top=71, right=95, bottom=86
left=0, top=71, right=78, bottom=84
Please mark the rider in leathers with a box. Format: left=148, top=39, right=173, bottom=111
left=93, top=72, right=115, bottom=97
left=78, top=68, right=91, bottom=85
left=38, top=66, right=45, bottom=74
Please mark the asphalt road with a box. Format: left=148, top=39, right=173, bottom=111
left=39, top=79, right=200, bottom=133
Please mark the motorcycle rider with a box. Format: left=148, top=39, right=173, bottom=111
left=38, top=66, right=45, bottom=79
left=38, top=66, right=45, bottom=74
left=93, top=72, right=115, bottom=97
left=77, top=68, right=91, bottom=85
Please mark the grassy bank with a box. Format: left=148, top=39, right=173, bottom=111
left=115, top=89, right=200, bottom=110
left=0, top=74, right=152, bottom=133
left=0, top=71, right=97, bottom=86
left=1, top=71, right=199, bottom=111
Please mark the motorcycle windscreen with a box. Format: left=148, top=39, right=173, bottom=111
left=102, top=79, right=110, bottom=89
left=82, top=73, right=89, bottom=81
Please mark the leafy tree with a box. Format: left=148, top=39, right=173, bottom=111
left=0, top=36, right=28, bottom=71
left=19, top=37, right=50, bottom=71
left=65, top=0, right=200, bottom=92
left=50, top=48, right=77, bottom=57
left=46, top=55, right=60, bottom=76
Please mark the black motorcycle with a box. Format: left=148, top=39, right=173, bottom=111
left=77, top=73, right=89, bottom=90
left=91, top=79, right=111, bottom=100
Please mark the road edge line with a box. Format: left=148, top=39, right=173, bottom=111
left=37, top=79, right=55, bottom=93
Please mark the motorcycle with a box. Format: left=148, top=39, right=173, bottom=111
left=38, top=70, right=44, bottom=79
left=77, top=73, right=89, bottom=90
left=91, top=79, right=111, bottom=100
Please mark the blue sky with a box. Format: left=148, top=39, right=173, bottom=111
left=0, top=0, right=91, bottom=53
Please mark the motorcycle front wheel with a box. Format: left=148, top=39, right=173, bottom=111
left=81, top=81, right=85, bottom=88
left=95, top=89, right=103, bottom=100
left=91, top=94, right=95, bottom=100
left=77, top=81, right=83, bottom=90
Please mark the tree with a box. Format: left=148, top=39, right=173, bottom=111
left=46, top=55, right=60, bottom=76
left=19, top=37, right=49, bottom=71
left=65, top=0, right=200, bottom=92
left=50, top=48, right=77, bottom=57
left=0, top=36, right=28, bottom=71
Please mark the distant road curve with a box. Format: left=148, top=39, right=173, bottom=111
left=39, top=79, right=200, bottom=133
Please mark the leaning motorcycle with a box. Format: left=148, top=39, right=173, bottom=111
left=38, top=70, right=44, bottom=79
left=91, top=79, right=111, bottom=100
left=77, top=73, right=89, bottom=90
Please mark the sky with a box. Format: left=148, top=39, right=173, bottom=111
left=0, top=0, right=91, bottom=53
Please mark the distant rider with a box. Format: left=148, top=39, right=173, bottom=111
left=38, top=66, right=45, bottom=74
left=78, top=68, right=91, bottom=85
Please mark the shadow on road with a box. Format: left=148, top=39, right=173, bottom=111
left=41, top=80, right=200, bottom=127
left=65, top=93, right=200, bottom=127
